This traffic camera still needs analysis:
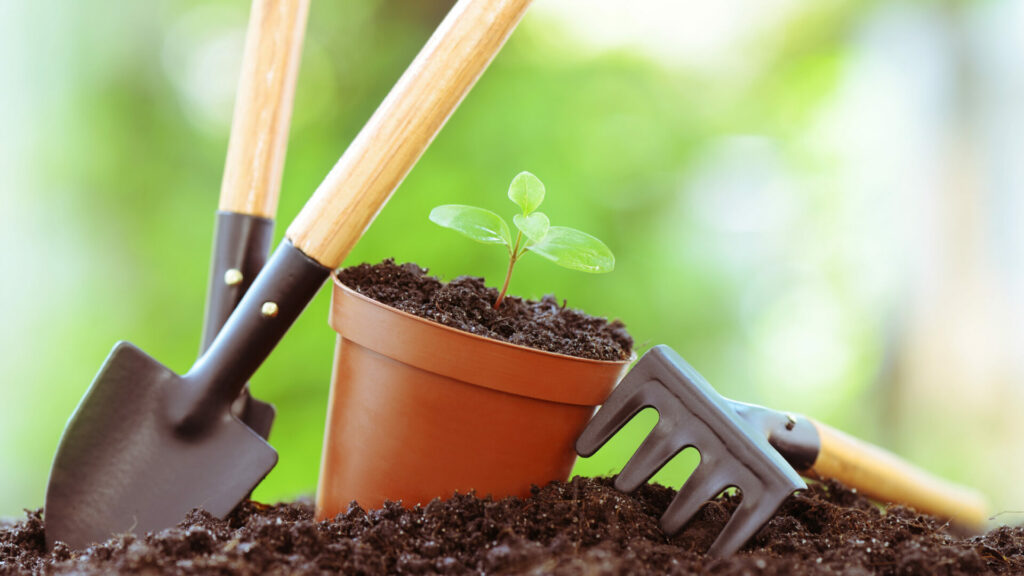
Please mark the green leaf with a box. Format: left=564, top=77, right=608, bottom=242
left=513, top=212, right=550, bottom=244
left=527, top=226, right=614, bottom=273
left=429, top=205, right=512, bottom=246
left=507, top=171, right=545, bottom=214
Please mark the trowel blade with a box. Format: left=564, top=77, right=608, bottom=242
left=44, top=341, right=277, bottom=550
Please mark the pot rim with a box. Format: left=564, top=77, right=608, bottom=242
left=331, top=274, right=635, bottom=366
left=329, top=273, right=635, bottom=406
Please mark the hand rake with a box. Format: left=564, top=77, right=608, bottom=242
left=577, top=345, right=990, bottom=557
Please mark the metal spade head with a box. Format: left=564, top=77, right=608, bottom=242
left=45, top=343, right=277, bottom=550
left=45, top=242, right=329, bottom=550
left=576, top=345, right=806, bottom=557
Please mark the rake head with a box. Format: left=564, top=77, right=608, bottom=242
left=576, top=345, right=806, bottom=557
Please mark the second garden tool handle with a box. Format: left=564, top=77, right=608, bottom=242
left=220, top=0, right=309, bottom=218
left=285, top=0, right=533, bottom=268
left=805, top=419, right=990, bottom=529
left=201, top=0, right=309, bottom=442
left=203, top=0, right=309, bottom=352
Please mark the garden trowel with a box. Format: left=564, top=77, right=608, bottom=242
left=44, top=0, right=534, bottom=550
left=577, top=345, right=991, bottom=557
left=201, top=0, right=310, bottom=441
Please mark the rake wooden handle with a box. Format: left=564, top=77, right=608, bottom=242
left=220, top=0, right=309, bottom=218
left=286, top=0, right=533, bottom=268
left=806, top=420, right=990, bottom=529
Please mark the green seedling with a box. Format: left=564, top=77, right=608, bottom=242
left=429, top=171, right=614, bottom=309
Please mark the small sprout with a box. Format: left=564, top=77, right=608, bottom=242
left=429, top=171, right=614, bottom=309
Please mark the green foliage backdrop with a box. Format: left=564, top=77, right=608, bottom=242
left=5, top=0, right=969, bottom=516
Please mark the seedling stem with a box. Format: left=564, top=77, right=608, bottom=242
left=495, top=231, right=523, bottom=309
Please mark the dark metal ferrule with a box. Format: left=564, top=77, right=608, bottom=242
left=729, top=401, right=821, bottom=472
left=169, top=239, right=330, bottom=435
left=200, top=211, right=275, bottom=352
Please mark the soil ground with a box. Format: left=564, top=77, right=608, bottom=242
left=336, top=260, right=633, bottom=361
left=3, top=476, right=1022, bottom=575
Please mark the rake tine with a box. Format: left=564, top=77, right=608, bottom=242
left=615, top=419, right=687, bottom=493
left=576, top=346, right=817, bottom=558
left=659, top=459, right=727, bottom=535
left=576, top=366, right=660, bottom=457
left=706, top=490, right=778, bottom=557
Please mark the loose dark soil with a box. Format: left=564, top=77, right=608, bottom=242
left=3, top=477, right=1022, bottom=575
left=336, top=260, right=633, bottom=361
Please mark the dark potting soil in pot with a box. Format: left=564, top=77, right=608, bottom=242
left=3, top=477, right=1022, bottom=575
left=336, top=260, right=633, bottom=361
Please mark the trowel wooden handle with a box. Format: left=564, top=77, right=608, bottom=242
left=806, top=420, right=990, bottom=529
left=285, top=0, right=533, bottom=268
left=220, top=0, right=309, bottom=218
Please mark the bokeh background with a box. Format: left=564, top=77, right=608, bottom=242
left=2, top=0, right=1023, bottom=523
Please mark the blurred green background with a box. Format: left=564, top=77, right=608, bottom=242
left=2, top=0, right=1024, bottom=520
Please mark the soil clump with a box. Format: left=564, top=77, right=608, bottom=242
left=336, top=260, right=633, bottom=361
left=3, top=477, right=1022, bottom=575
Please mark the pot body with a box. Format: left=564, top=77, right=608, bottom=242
left=316, top=276, right=631, bottom=519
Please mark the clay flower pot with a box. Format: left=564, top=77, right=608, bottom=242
left=316, top=276, right=632, bottom=519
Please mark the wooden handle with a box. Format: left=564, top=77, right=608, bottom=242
left=219, top=0, right=309, bottom=218
left=808, top=420, right=990, bottom=529
left=286, top=0, right=533, bottom=267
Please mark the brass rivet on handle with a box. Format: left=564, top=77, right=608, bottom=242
left=261, top=302, right=279, bottom=317
left=224, top=269, right=244, bottom=286
left=785, top=413, right=798, bottom=431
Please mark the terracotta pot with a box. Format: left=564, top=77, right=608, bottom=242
left=316, top=276, right=632, bottom=519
